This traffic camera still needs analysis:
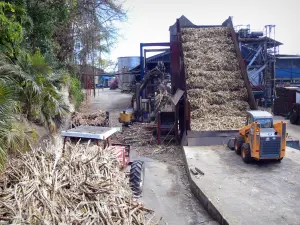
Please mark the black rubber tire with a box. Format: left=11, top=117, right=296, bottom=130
left=227, top=139, right=235, bottom=150
left=234, top=136, right=244, bottom=155
left=290, top=104, right=300, bottom=124
left=105, top=119, right=109, bottom=127
left=129, top=160, right=145, bottom=195
left=290, top=112, right=298, bottom=124
left=241, top=143, right=252, bottom=163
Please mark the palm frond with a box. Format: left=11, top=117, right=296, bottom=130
left=0, top=121, right=35, bottom=154
left=0, top=81, right=18, bottom=122
left=0, top=147, right=6, bottom=171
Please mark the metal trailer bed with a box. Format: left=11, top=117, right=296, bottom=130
left=61, top=126, right=121, bottom=148
left=170, top=17, right=257, bottom=146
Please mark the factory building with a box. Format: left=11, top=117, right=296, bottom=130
left=275, top=55, right=300, bottom=84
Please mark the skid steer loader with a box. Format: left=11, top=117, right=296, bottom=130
left=234, top=110, right=287, bottom=163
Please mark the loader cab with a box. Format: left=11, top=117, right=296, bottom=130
left=246, top=111, right=273, bottom=128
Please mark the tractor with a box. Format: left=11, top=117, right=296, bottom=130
left=119, top=109, right=134, bottom=126
left=234, top=110, right=287, bottom=163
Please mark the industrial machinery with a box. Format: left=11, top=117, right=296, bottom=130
left=156, top=111, right=176, bottom=144
left=233, top=111, right=286, bottom=163
left=61, top=126, right=144, bottom=195
left=119, top=109, right=134, bottom=126
left=134, top=61, right=170, bottom=122
left=171, top=17, right=257, bottom=145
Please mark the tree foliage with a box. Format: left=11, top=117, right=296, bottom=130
left=0, top=0, right=127, bottom=168
left=0, top=2, right=24, bottom=56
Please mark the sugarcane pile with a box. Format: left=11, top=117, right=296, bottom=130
left=114, top=123, right=156, bottom=146
left=0, top=141, right=156, bottom=224
left=71, top=110, right=108, bottom=127
left=181, top=27, right=249, bottom=130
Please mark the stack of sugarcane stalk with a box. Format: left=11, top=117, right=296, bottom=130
left=155, top=90, right=173, bottom=113
left=0, top=141, right=156, bottom=224
left=114, top=123, right=156, bottom=146
left=181, top=27, right=249, bottom=130
left=71, top=110, right=107, bottom=127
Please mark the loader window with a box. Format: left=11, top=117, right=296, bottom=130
left=247, top=116, right=253, bottom=125
left=255, top=118, right=272, bottom=128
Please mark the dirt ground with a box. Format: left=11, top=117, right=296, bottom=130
left=84, top=88, right=217, bottom=225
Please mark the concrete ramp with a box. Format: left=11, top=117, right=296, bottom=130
left=183, top=145, right=300, bottom=225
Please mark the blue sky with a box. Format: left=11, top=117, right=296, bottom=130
left=109, top=0, right=299, bottom=62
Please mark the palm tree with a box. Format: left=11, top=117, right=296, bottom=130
left=16, top=50, right=70, bottom=132
left=0, top=51, right=70, bottom=170
left=0, top=55, right=35, bottom=170
left=0, top=80, right=16, bottom=169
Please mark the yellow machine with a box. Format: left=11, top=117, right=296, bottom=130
left=234, top=110, right=287, bottom=163
left=119, top=109, right=134, bottom=126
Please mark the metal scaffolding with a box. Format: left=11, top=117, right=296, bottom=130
left=236, top=24, right=281, bottom=106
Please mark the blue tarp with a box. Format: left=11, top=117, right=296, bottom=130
left=99, top=75, right=114, bottom=84
left=101, top=76, right=112, bottom=80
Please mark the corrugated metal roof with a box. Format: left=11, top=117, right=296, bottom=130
left=128, top=50, right=171, bottom=72
left=239, top=37, right=282, bottom=48
left=146, top=49, right=170, bottom=63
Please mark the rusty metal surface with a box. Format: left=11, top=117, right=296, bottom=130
left=181, top=130, right=239, bottom=146
left=170, top=42, right=180, bottom=94
left=171, top=89, right=184, bottom=105
left=187, top=130, right=239, bottom=138
left=186, top=130, right=239, bottom=146
left=222, top=17, right=257, bottom=110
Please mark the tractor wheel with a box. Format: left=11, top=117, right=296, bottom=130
left=241, top=143, right=252, bottom=163
left=234, top=136, right=244, bottom=155
left=129, top=160, right=145, bottom=196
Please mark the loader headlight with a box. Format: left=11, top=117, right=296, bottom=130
left=266, top=137, right=270, bottom=141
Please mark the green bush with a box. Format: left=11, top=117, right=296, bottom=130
left=69, top=75, right=84, bottom=110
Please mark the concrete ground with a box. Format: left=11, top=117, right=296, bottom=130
left=274, top=115, right=300, bottom=140
left=273, top=116, right=300, bottom=150
left=183, top=145, right=300, bottom=225
left=86, top=88, right=217, bottom=225
left=86, top=88, right=132, bottom=112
